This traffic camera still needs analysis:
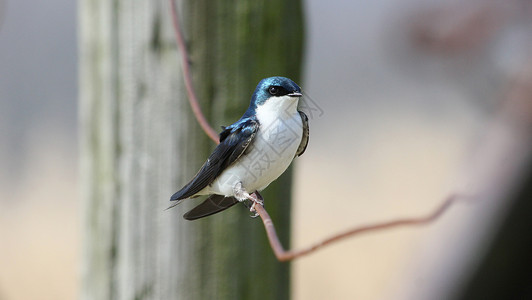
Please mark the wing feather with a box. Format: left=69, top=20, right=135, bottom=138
left=296, top=111, right=309, bottom=157
left=170, top=117, right=259, bottom=201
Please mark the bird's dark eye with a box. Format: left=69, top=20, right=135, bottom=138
left=268, top=86, right=279, bottom=96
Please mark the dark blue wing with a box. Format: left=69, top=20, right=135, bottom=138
left=296, top=111, right=309, bottom=157
left=170, top=117, right=259, bottom=201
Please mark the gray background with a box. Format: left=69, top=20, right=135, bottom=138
left=1, top=0, right=530, bottom=299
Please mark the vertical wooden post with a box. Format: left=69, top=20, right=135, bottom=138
left=80, top=0, right=304, bottom=299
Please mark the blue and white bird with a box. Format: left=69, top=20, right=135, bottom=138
left=170, top=76, right=309, bottom=220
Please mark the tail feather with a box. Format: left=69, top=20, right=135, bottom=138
left=183, top=195, right=239, bottom=220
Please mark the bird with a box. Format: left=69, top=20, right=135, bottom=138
left=170, top=76, right=309, bottom=220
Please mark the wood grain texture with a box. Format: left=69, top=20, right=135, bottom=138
left=80, top=0, right=304, bottom=299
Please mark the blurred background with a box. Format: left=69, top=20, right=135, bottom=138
left=1, top=0, right=531, bottom=299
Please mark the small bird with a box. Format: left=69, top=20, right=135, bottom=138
left=170, top=76, right=309, bottom=220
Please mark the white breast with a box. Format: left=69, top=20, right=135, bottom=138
left=206, top=96, right=303, bottom=196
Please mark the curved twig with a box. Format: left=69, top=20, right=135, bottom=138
left=169, top=0, right=219, bottom=144
left=169, top=0, right=459, bottom=262
left=252, top=193, right=460, bottom=261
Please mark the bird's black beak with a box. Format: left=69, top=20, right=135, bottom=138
left=288, top=92, right=303, bottom=97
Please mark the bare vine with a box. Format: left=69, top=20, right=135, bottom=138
left=169, top=0, right=462, bottom=261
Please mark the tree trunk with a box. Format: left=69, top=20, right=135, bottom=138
left=79, top=0, right=304, bottom=299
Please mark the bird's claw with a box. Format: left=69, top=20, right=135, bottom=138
left=234, top=183, right=264, bottom=218
left=250, top=197, right=263, bottom=208
left=248, top=196, right=263, bottom=218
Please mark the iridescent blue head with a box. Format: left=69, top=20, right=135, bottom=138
left=243, top=76, right=302, bottom=118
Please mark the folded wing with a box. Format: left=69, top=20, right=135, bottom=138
left=170, top=117, right=260, bottom=201
left=296, top=111, right=309, bottom=157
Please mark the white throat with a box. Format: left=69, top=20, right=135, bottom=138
left=255, top=95, right=299, bottom=123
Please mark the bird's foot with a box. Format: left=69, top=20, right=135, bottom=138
left=233, top=183, right=264, bottom=218
left=240, top=197, right=262, bottom=218
left=248, top=191, right=264, bottom=218
left=233, top=182, right=252, bottom=202
left=241, top=200, right=259, bottom=218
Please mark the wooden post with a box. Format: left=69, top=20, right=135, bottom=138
left=79, top=0, right=304, bottom=299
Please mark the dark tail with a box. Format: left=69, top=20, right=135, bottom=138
left=183, top=195, right=239, bottom=220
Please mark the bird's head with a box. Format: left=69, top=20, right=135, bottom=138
left=244, top=76, right=302, bottom=118
left=252, top=76, right=302, bottom=105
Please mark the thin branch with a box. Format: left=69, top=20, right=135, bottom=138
left=169, top=1, right=460, bottom=262
left=169, top=0, right=220, bottom=144
left=252, top=193, right=460, bottom=261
